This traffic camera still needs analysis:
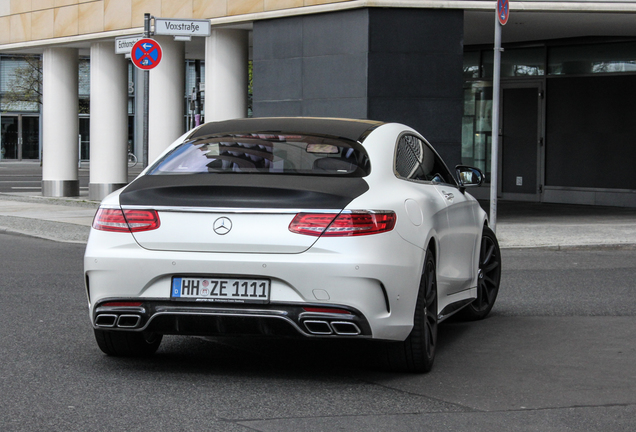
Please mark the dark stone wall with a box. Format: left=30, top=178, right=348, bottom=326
left=546, top=74, right=636, bottom=189
left=252, top=9, right=369, bottom=118
left=252, top=8, right=464, bottom=166
left=367, top=8, right=464, bottom=168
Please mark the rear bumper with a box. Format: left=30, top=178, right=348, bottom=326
left=92, top=300, right=372, bottom=338
left=85, top=227, right=427, bottom=341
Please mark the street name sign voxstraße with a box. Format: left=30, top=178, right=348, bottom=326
left=154, top=18, right=211, bottom=37
left=115, top=35, right=143, bottom=55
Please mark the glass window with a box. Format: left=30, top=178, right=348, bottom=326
left=128, top=63, right=135, bottom=115
left=395, top=134, right=454, bottom=184
left=79, top=117, right=90, bottom=160
left=502, top=47, right=545, bottom=77
left=79, top=58, right=90, bottom=114
left=463, top=51, right=480, bottom=79
left=78, top=58, right=90, bottom=96
left=548, top=42, right=636, bottom=75
left=482, top=47, right=545, bottom=78
left=461, top=84, right=492, bottom=181
left=185, top=60, right=205, bottom=96
left=184, top=60, right=205, bottom=123
left=0, top=56, right=41, bottom=112
left=148, top=134, right=370, bottom=177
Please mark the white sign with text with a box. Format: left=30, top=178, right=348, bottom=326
left=154, top=18, right=211, bottom=37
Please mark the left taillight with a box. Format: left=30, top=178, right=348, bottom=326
left=92, top=208, right=160, bottom=233
left=289, top=211, right=396, bottom=237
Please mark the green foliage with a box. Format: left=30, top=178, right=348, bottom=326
left=1, top=56, right=42, bottom=112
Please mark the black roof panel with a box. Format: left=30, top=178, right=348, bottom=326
left=187, top=117, right=384, bottom=143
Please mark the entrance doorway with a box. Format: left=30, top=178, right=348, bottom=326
left=1, top=115, right=40, bottom=160
left=499, top=83, right=544, bottom=201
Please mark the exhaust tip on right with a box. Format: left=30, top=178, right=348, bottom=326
left=117, top=314, right=141, bottom=328
left=331, top=321, right=361, bottom=335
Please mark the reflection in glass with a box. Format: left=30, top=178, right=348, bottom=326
left=482, top=47, right=545, bottom=78
left=149, top=134, right=370, bottom=177
left=548, top=42, right=636, bottom=75
left=463, top=51, right=480, bottom=79
left=461, top=84, right=492, bottom=182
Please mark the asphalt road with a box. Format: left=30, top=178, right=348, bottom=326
left=0, top=233, right=635, bottom=431
left=0, top=162, right=141, bottom=193
left=0, top=162, right=89, bottom=193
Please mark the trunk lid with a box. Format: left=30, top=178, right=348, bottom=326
left=121, top=174, right=368, bottom=253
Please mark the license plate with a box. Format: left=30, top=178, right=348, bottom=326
left=171, top=277, right=270, bottom=303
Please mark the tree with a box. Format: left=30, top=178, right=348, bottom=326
left=1, top=56, right=42, bottom=112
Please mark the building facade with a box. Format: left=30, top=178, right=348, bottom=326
left=0, top=0, right=635, bottom=206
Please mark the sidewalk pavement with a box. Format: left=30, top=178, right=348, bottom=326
left=1, top=191, right=636, bottom=249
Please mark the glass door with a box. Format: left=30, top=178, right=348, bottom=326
left=0, top=115, right=40, bottom=160
left=500, top=82, right=544, bottom=201
left=21, top=116, right=40, bottom=159
left=1, top=116, right=18, bottom=160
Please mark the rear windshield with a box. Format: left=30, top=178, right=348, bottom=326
left=147, top=133, right=370, bottom=177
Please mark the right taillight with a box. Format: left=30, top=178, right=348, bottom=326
left=92, top=208, right=160, bottom=233
left=289, top=211, right=396, bottom=237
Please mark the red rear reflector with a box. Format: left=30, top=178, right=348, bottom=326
left=93, top=208, right=160, bottom=233
left=303, top=307, right=352, bottom=314
left=102, top=301, right=143, bottom=307
left=289, top=211, right=396, bottom=237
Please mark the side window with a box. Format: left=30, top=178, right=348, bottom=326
left=394, top=134, right=455, bottom=184
left=395, top=135, right=423, bottom=179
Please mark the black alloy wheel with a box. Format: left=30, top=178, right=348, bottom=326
left=460, top=226, right=501, bottom=320
left=385, top=248, right=438, bottom=373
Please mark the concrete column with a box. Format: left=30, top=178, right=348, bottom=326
left=42, top=48, right=79, bottom=197
left=89, top=42, right=129, bottom=200
left=205, top=29, right=248, bottom=121
left=148, top=36, right=185, bottom=162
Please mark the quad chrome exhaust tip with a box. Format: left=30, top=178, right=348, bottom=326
left=117, top=314, right=142, bottom=328
left=303, top=320, right=361, bottom=336
left=330, top=321, right=361, bottom=335
left=95, top=313, right=142, bottom=329
left=94, top=314, right=117, bottom=327
left=303, top=320, right=333, bottom=335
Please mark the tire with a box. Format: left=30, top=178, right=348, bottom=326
left=94, top=329, right=162, bottom=357
left=385, top=248, right=438, bottom=373
left=459, top=226, right=502, bottom=321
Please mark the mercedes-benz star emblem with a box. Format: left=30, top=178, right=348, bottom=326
left=213, top=217, right=232, bottom=235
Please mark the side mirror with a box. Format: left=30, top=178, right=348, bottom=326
left=455, top=165, right=484, bottom=189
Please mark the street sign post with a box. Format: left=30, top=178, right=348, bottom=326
left=131, top=38, right=163, bottom=70
left=490, top=0, right=509, bottom=233
left=142, top=14, right=151, bottom=168
left=120, top=14, right=212, bottom=169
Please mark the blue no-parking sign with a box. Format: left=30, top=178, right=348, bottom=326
left=498, top=0, right=510, bottom=26
left=131, top=38, right=163, bottom=70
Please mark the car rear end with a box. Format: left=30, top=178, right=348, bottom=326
left=84, top=119, right=424, bottom=344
